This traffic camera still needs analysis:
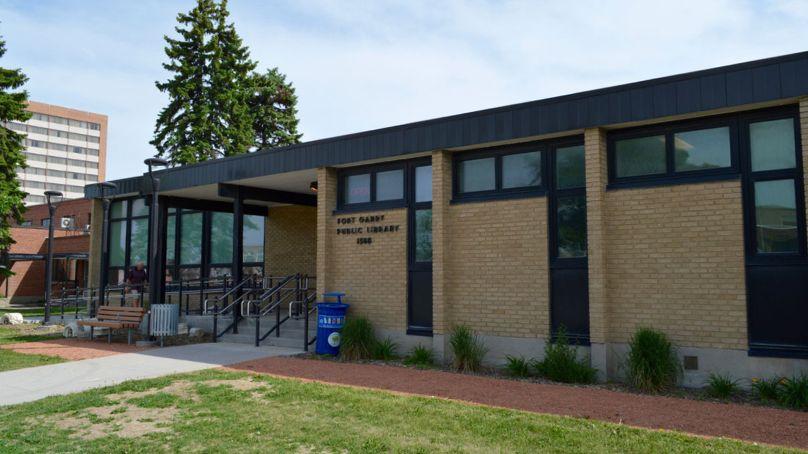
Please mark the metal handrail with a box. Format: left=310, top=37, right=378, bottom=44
left=212, top=276, right=288, bottom=341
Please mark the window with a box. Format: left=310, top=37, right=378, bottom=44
left=415, top=165, right=432, bottom=203
left=20, top=220, right=32, bottom=227
left=610, top=121, right=735, bottom=184
left=674, top=127, right=732, bottom=171
left=754, top=179, right=798, bottom=253
left=453, top=143, right=546, bottom=200
left=243, top=215, right=264, bottom=262
left=180, top=212, right=202, bottom=264
left=556, top=195, right=587, bottom=258
left=109, top=221, right=126, bottom=266
left=344, top=173, right=370, bottom=204
left=745, top=113, right=804, bottom=258
left=458, top=158, right=495, bottom=193
left=376, top=169, right=404, bottom=201
left=502, top=151, right=541, bottom=189
left=555, top=145, right=585, bottom=189
left=210, top=212, right=233, bottom=264
left=41, top=218, right=50, bottom=227
left=414, top=209, right=432, bottom=262
left=614, top=135, right=666, bottom=178
left=129, top=218, right=149, bottom=265
left=339, top=165, right=407, bottom=209
left=750, top=119, right=796, bottom=172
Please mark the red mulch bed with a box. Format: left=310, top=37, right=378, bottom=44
left=1, top=338, right=151, bottom=361
left=228, top=356, right=808, bottom=450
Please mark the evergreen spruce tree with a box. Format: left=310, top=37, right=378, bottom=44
left=248, top=68, right=302, bottom=149
left=152, top=0, right=256, bottom=165
left=0, top=37, right=30, bottom=277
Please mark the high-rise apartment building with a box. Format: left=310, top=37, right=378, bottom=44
left=5, top=101, right=107, bottom=205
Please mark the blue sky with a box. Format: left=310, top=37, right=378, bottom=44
left=2, top=0, right=808, bottom=180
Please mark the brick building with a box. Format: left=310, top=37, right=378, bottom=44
left=1, top=199, right=93, bottom=303
left=86, top=52, right=808, bottom=385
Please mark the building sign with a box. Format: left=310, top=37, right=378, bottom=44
left=335, top=214, right=401, bottom=245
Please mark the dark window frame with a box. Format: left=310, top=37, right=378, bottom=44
left=739, top=107, right=807, bottom=266
left=336, top=161, right=408, bottom=212
left=608, top=114, right=740, bottom=188
left=452, top=141, right=550, bottom=203
left=106, top=196, right=150, bottom=285
left=547, top=139, right=588, bottom=268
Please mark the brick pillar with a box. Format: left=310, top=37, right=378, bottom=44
left=87, top=199, right=104, bottom=288
left=584, top=128, right=609, bottom=380
left=316, top=167, right=337, bottom=298
left=801, top=99, right=808, bottom=230
left=431, top=150, right=452, bottom=358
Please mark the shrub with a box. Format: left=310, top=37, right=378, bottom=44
left=373, top=337, right=399, bottom=361
left=778, top=375, right=808, bottom=410
left=625, top=327, right=680, bottom=393
left=339, top=316, right=376, bottom=361
left=449, top=325, right=488, bottom=373
left=404, top=345, right=436, bottom=368
left=751, top=377, right=781, bottom=401
left=504, top=355, right=531, bottom=378
left=532, top=327, right=597, bottom=384
left=706, top=373, right=738, bottom=399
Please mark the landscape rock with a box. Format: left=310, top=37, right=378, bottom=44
left=188, top=327, right=205, bottom=338
left=1, top=312, right=24, bottom=325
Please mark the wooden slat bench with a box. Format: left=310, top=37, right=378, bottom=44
left=77, top=306, right=146, bottom=344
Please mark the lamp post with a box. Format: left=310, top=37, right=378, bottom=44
left=43, top=190, right=63, bottom=325
left=145, top=158, right=169, bottom=308
left=96, top=181, right=117, bottom=316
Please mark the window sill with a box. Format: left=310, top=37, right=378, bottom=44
left=749, top=343, right=808, bottom=359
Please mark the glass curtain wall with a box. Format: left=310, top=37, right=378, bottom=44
left=107, top=197, right=266, bottom=285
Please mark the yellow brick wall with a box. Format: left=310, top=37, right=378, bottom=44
left=265, top=205, right=316, bottom=277
left=432, top=150, right=451, bottom=334
left=317, top=167, right=409, bottom=330
left=603, top=181, right=747, bottom=349
left=584, top=129, right=609, bottom=343
left=326, top=208, right=408, bottom=330
left=445, top=197, right=550, bottom=338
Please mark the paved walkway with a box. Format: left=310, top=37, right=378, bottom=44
left=229, top=357, right=808, bottom=450
left=0, top=343, right=299, bottom=406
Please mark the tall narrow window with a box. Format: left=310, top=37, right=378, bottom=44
left=754, top=179, right=798, bottom=253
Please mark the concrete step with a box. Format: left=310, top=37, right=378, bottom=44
left=218, top=333, right=313, bottom=349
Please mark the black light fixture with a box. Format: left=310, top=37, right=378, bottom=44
left=144, top=158, right=169, bottom=309
left=43, top=190, right=63, bottom=324
left=309, top=181, right=318, bottom=193
left=96, top=181, right=117, bottom=316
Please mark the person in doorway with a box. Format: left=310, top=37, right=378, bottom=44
left=126, top=261, right=148, bottom=295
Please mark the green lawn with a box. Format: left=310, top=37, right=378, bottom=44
left=0, top=306, right=87, bottom=318
left=0, top=325, right=66, bottom=372
left=0, top=348, right=65, bottom=372
left=0, top=369, right=795, bottom=453
left=0, top=325, right=62, bottom=345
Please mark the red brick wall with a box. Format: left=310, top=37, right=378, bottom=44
left=14, top=198, right=92, bottom=229
left=1, top=227, right=90, bottom=302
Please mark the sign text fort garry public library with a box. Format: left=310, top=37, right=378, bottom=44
left=335, top=214, right=401, bottom=245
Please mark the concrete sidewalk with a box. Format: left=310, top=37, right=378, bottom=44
left=0, top=342, right=300, bottom=406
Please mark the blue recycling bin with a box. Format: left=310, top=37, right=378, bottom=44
left=315, top=301, right=350, bottom=355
